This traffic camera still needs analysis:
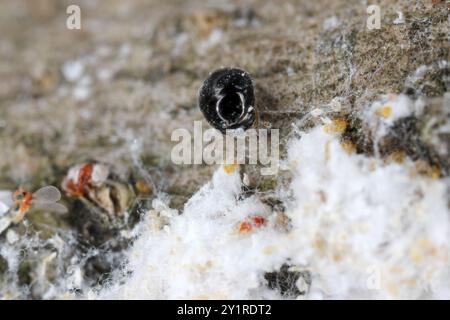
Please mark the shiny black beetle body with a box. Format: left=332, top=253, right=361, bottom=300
left=198, top=68, right=256, bottom=134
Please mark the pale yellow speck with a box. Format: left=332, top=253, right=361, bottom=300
left=400, top=278, right=417, bottom=286
left=223, top=163, right=239, bottom=174
left=62, top=292, right=75, bottom=300
left=412, top=160, right=441, bottom=179
left=387, top=282, right=399, bottom=296
left=323, top=118, right=348, bottom=134
left=430, top=166, right=441, bottom=179
left=410, top=246, right=424, bottom=264
left=340, top=139, right=356, bottom=155
left=314, top=236, right=327, bottom=255
left=390, top=266, right=404, bottom=274
left=195, top=261, right=213, bottom=272
left=376, top=105, right=392, bottom=118
left=386, top=150, right=406, bottom=164
left=262, top=245, right=277, bottom=255
left=332, top=252, right=343, bottom=262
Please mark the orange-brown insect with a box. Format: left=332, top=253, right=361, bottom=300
left=10, top=185, right=67, bottom=223
left=238, top=215, right=267, bottom=234
left=63, top=163, right=110, bottom=198
left=63, top=163, right=96, bottom=197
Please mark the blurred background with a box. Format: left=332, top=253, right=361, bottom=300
left=0, top=0, right=448, bottom=193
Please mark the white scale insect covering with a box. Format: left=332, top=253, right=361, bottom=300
left=97, top=95, right=450, bottom=300
left=287, top=127, right=450, bottom=299
left=1, top=95, right=447, bottom=299
left=0, top=191, right=12, bottom=234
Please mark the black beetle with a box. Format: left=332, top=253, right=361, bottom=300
left=198, top=67, right=256, bottom=134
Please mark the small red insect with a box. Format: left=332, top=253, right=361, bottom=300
left=63, top=163, right=110, bottom=198
left=63, top=163, right=95, bottom=197
left=11, top=186, right=67, bottom=223
left=238, top=215, right=267, bottom=234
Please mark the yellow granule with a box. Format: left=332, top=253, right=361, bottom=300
left=386, top=150, right=406, bottom=164
left=340, top=139, right=357, bottom=155
left=412, top=160, right=441, bottom=179
left=376, top=105, right=392, bottom=118
left=430, top=166, right=441, bottom=180
left=263, top=246, right=277, bottom=255
left=323, top=118, right=348, bottom=134
left=223, top=163, right=239, bottom=174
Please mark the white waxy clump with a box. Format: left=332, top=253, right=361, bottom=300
left=95, top=94, right=449, bottom=299
left=62, top=60, right=84, bottom=82
left=91, top=164, right=109, bottom=185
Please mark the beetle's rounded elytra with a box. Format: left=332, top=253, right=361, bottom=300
left=198, top=67, right=256, bottom=134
